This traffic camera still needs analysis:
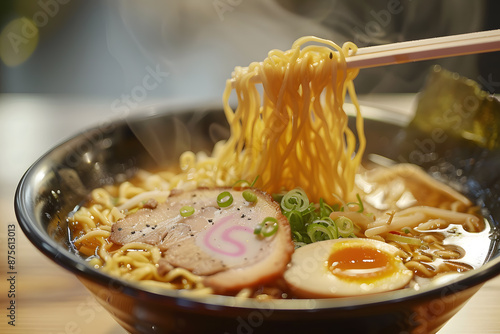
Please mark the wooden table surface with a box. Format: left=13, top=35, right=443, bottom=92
left=1, top=94, right=499, bottom=334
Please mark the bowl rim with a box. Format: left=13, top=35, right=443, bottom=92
left=14, top=103, right=500, bottom=312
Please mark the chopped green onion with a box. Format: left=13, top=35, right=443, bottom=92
left=386, top=233, right=423, bottom=246
left=254, top=217, right=279, bottom=237
left=319, top=218, right=339, bottom=239
left=249, top=175, right=259, bottom=187
left=356, top=194, right=364, bottom=212
left=288, top=210, right=304, bottom=232
left=242, top=190, right=257, bottom=203
left=344, top=193, right=364, bottom=213
left=327, top=225, right=339, bottom=239
left=319, top=198, right=334, bottom=218
left=254, top=223, right=262, bottom=235
left=232, top=179, right=249, bottom=188
left=318, top=217, right=336, bottom=227
left=180, top=205, right=195, bottom=217
left=307, top=222, right=334, bottom=243
left=301, top=203, right=317, bottom=218
left=281, top=188, right=309, bottom=213
left=232, top=175, right=259, bottom=188
left=292, top=231, right=303, bottom=242
left=217, top=191, right=233, bottom=208
left=335, top=216, right=354, bottom=237
left=277, top=188, right=362, bottom=246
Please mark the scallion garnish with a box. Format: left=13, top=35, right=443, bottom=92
left=249, top=175, right=259, bottom=187
left=307, top=222, right=334, bottom=243
left=335, top=216, right=354, bottom=237
left=232, top=175, right=260, bottom=188
left=344, top=193, right=364, bottom=213
left=180, top=205, right=195, bottom=217
left=276, top=188, right=360, bottom=246
left=254, top=217, right=279, bottom=237
left=217, top=191, right=233, bottom=208
left=281, top=188, right=309, bottom=213
left=288, top=210, right=304, bottom=232
left=319, top=198, right=334, bottom=218
left=292, top=231, right=303, bottom=242
left=242, top=190, right=257, bottom=203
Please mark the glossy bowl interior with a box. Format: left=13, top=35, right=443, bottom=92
left=15, top=103, right=500, bottom=334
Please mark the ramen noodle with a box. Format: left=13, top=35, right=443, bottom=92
left=68, top=37, right=487, bottom=298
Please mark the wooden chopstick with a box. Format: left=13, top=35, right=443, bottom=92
left=230, top=30, right=500, bottom=86
left=346, top=29, right=500, bottom=69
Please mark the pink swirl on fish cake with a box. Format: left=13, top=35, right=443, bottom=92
left=203, top=214, right=254, bottom=257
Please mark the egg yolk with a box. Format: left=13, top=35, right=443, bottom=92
left=327, top=245, right=394, bottom=281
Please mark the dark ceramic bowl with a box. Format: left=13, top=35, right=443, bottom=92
left=15, top=103, right=500, bottom=334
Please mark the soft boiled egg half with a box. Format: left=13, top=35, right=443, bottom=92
left=284, top=238, right=413, bottom=298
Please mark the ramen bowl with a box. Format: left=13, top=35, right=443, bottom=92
left=15, top=103, right=500, bottom=334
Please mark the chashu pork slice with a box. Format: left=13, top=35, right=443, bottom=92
left=109, top=188, right=294, bottom=294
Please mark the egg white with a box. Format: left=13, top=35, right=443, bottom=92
left=284, top=238, right=413, bottom=298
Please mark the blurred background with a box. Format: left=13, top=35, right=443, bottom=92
left=1, top=0, right=500, bottom=102
left=1, top=2, right=500, bottom=333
